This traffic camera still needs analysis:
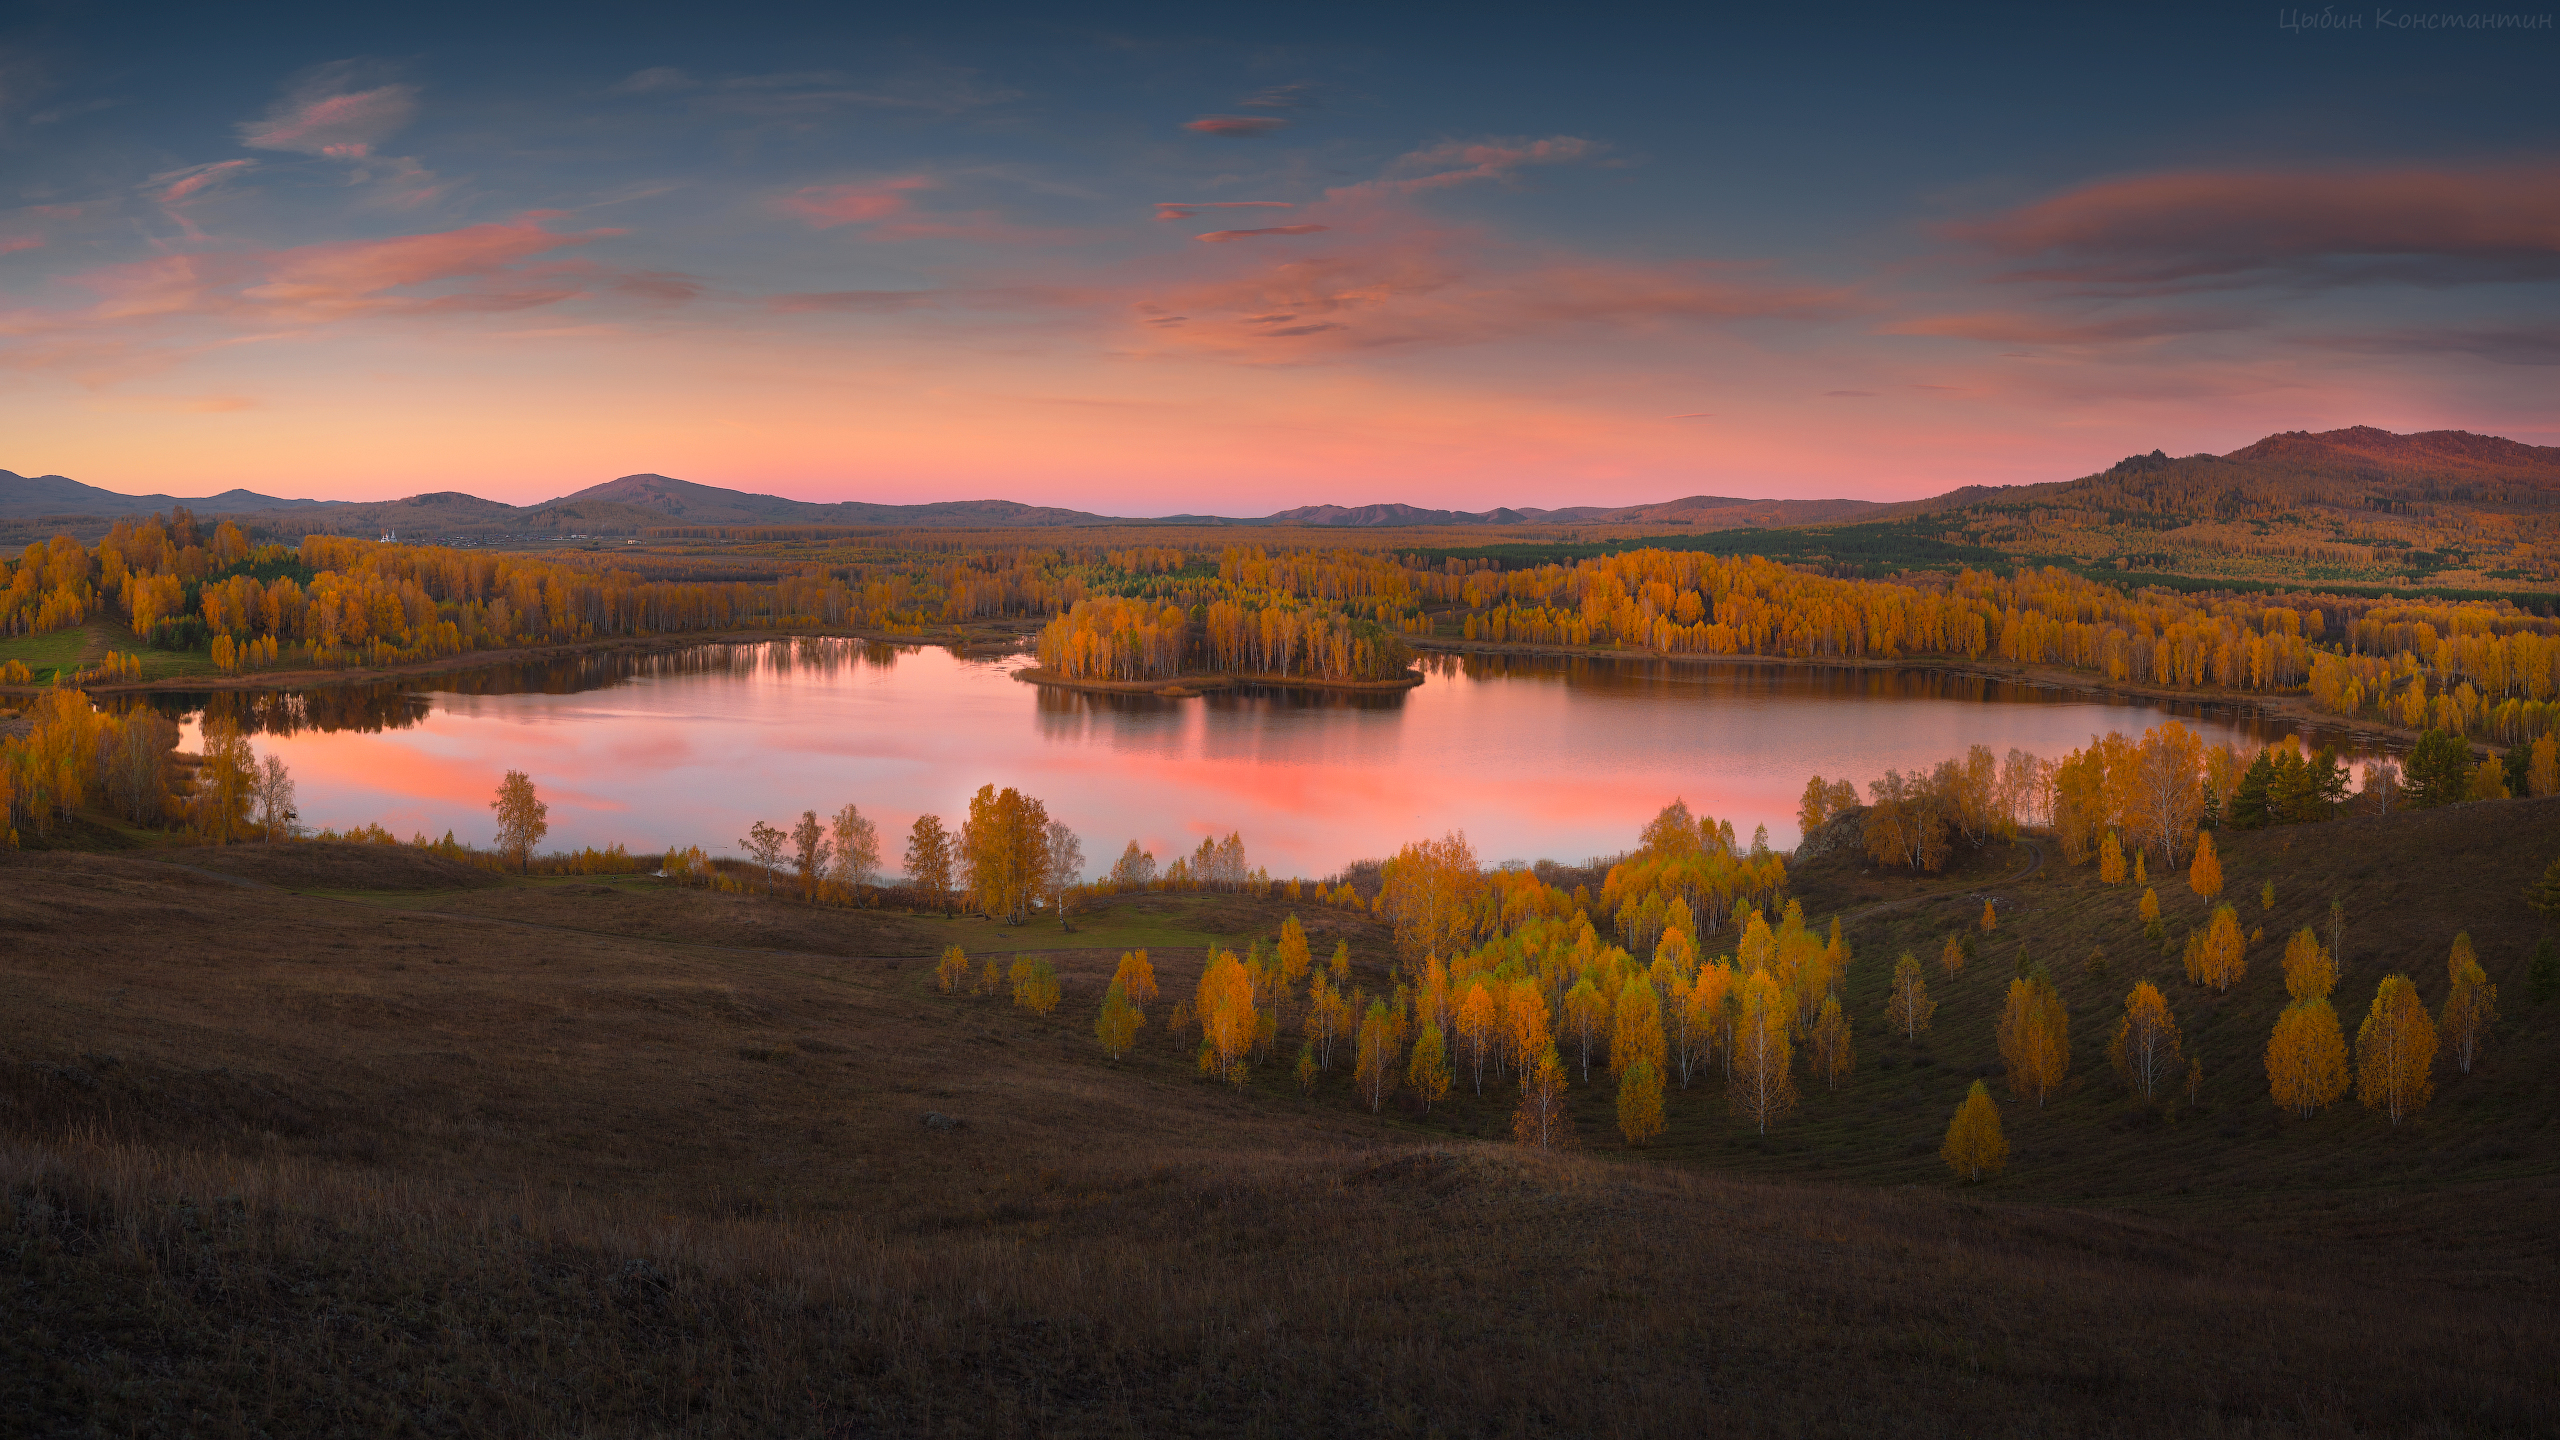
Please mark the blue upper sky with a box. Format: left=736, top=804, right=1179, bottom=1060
left=3, top=0, right=2554, bottom=509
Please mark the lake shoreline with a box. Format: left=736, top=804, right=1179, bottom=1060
left=1407, top=637, right=2430, bottom=753
left=1011, top=665, right=1427, bottom=696
left=3, top=623, right=2427, bottom=754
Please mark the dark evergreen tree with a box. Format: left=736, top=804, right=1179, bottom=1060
left=2268, top=746, right=2314, bottom=824
left=2308, top=747, right=2350, bottom=817
left=2505, top=745, right=2533, bottom=797
left=2230, top=749, right=2276, bottom=830
left=2403, top=729, right=2474, bottom=809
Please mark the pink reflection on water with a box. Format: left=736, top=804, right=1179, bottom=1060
left=195, top=642, right=2382, bottom=878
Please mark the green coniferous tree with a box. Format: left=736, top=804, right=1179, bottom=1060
left=2268, top=747, right=2314, bottom=825
left=2230, top=750, right=2276, bottom=830
left=2308, top=747, right=2350, bottom=817
left=2404, top=730, right=2474, bottom=809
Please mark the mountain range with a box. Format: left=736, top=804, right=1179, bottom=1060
left=5, top=426, right=2555, bottom=539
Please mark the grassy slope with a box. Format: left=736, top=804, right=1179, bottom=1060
left=0, top=621, right=217, bottom=683
left=2, top=832, right=2554, bottom=1436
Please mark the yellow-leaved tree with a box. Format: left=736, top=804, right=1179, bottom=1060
left=2281, top=928, right=2336, bottom=1000
left=2187, top=905, right=2247, bottom=991
left=1611, top=976, right=1666, bottom=1081
left=1010, top=957, right=1061, bottom=1016
left=1942, top=1080, right=2007, bottom=1183
left=1457, top=981, right=1501, bottom=1094
left=1681, top=962, right=1732, bottom=1084
left=1980, top=899, right=1998, bottom=934
left=2187, top=829, right=2223, bottom=901
left=1730, top=972, right=1797, bottom=1134
left=2265, top=998, right=2348, bottom=1117
left=1810, top=994, right=1854, bottom=1088
left=1354, top=1000, right=1399, bottom=1111
left=1407, top=1022, right=1452, bottom=1112
left=2355, top=975, right=2436, bottom=1124
left=1887, top=952, right=1935, bottom=1039
left=934, top=944, right=970, bottom=994
left=1616, top=1057, right=1665, bottom=1146
left=1512, top=1046, right=1571, bottom=1150
left=1275, top=915, right=1311, bottom=989
left=1997, top=972, right=2070, bottom=1107
left=1095, top=979, right=1144, bottom=1059
left=1111, top=949, right=1159, bottom=1009
left=2439, top=935, right=2496, bottom=1076
left=2107, top=981, right=2181, bottom=1102
left=1562, top=976, right=1609, bottom=1081
left=488, top=768, right=548, bottom=873
left=2099, top=830, right=2127, bottom=884
left=1940, top=932, right=1967, bottom=980
left=1197, top=950, right=1260, bottom=1086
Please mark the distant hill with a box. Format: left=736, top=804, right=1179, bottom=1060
left=0, top=470, right=346, bottom=521
left=8, top=428, right=2555, bottom=573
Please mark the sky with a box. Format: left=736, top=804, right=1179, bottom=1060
left=2, top=1, right=2556, bottom=513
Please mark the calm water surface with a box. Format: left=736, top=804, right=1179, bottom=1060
left=176, top=643, right=2388, bottom=878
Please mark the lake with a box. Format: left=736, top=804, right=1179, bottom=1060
left=172, top=641, right=2388, bottom=880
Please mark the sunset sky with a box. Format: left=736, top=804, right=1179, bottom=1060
left=3, top=3, right=2554, bottom=513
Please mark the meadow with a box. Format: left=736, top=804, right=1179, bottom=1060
left=4, top=785, right=2555, bottom=1435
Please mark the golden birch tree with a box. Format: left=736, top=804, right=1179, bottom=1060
left=2098, top=830, right=2126, bottom=884
left=2187, top=905, right=2247, bottom=991
left=1009, top=957, right=1061, bottom=1016
left=1457, top=981, right=1500, bottom=1094
left=2265, top=998, right=2348, bottom=1117
left=1940, top=932, right=1966, bottom=980
left=1941, top=1081, right=2007, bottom=1183
left=1408, top=1022, right=1452, bottom=1112
left=1611, top=976, right=1665, bottom=1080
left=488, top=768, right=547, bottom=873
left=1513, top=1046, right=1571, bottom=1150
left=1111, top=949, right=1159, bottom=1009
left=2106, top=981, right=2181, bottom=1102
left=1354, top=1000, right=1398, bottom=1111
left=1810, top=994, right=1854, bottom=1088
left=1730, top=972, right=1797, bottom=1134
left=935, top=944, right=970, bottom=994
left=2187, top=829, right=2222, bottom=901
left=2440, top=944, right=2496, bottom=1077
left=2355, top=975, right=2436, bottom=1124
left=1997, top=973, right=2070, bottom=1107
left=2281, top=927, right=2336, bottom=1001
left=1095, top=979, right=1143, bottom=1059
left=1887, top=952, right=1935, bottom=1039
left=1616, top=1057, right=1666, bottom=1146
left=1562, top=975, right=1609, bottom=1081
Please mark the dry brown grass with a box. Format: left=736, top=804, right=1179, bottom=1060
left=3, top=841, right=2554, bottom=1435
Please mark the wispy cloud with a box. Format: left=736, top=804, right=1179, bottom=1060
left=1155, top=201, right=1293, bottom=221
left=1183, top=115, right=1289, bottom=138
left=779, top=178, right=935, bottom=228
left=1950, top=163, right=2560, bottom=289
left=238, top=61, right=418, bottom=159
left=1197, top=225, right=1328, bottom=243
left=1368, top=136, right=1601, bottom=194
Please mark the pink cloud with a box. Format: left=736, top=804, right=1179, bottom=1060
left=1134, top=234, right=1858, bottom=355
left=239, top=65, right=420, bottom=160
left=1882, top=307, right=2264, bottom=344
left=1368, top=136, right=1601, bottom=195
left=0, top=235, right=41, bottom=257
left=1155, top=201, right=1293, bottom=221
left=764, top=289, right=940, bottom=313
left=1951, top=164, right=2560, bottom=286
left=1197, top=225, right=1329, bottom=243
left=150, top=159, right=257, bottom=208
left=1183, top=115, right=1289, bottom=138
left=779, top=178, right=933, bottom=228
left=72, top=217, right=622, bottom=327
